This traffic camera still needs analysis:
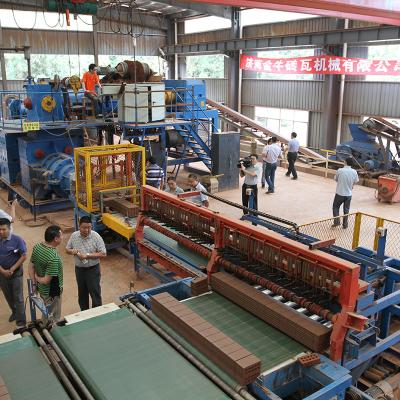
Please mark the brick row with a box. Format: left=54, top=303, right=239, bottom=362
left=191, top=277, right=209, bottom=296
left=151, top=292, right=261, bottom=385
left=210, top=272, right=331, bottom=352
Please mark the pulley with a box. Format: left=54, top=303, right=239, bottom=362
left=41, top=96, right=56, bottom=112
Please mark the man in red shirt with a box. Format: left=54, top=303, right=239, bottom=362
left=82, top=63, right=102, bottom=117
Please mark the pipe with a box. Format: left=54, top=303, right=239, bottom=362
left=126, top=301, right=256, bottom=400
left=336, top=18, right=349, bottom=146
left=31, top=328, right=81, bottom=400
left=41, top=327, right=95, bottom=400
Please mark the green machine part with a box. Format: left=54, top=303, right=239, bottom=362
left=51, top=308, right=230, bottom=400
left=0, top=336, right=69, bottom=400
left=46, top=0, right=98, bottom=15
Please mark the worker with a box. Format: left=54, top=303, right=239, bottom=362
left=66, top=216, right=107, bottom=311
left=29, top=225, right=64, bottom=321
left=332, top=157, right=359, bottom=229
left=82, top=63, right=102, bottom=117
left=262, top=136, right=282, bottom=194
left=0, top=218, right=27, bottom=326
left=165, top=176, right=184, bottom=194
left=0, top=198, right=18, bottom=227
left=188, top=174, right=209, bottom=207
left=240, top=154, right=261, bottom=214
left=146, top=156, right=165, bottom=189
left=261, top=138, right=272, bottom=189
left=286, top=132, right=300, bottom=180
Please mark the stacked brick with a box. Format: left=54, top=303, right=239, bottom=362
left=210, top=272, right=331, bottom=352
left=151, top=292, right=261, bottom=385
left=191, top=277, right=209, bottom=296
left=0, top=376, right=10, bottom=400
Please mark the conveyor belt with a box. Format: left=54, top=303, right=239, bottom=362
left=184, top=292, right=307, bottom=371
left=144, top=227, right=209, bottom=268
left=51, top=308, right=230, bottom=400
left=0, top=335, right=69, bottom=400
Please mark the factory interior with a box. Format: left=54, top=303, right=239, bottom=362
left=1, top=1, right=400, bottom=399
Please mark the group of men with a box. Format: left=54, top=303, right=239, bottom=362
left=145, top=157, right=209, bottom=207
left=0, top=213, right=107, bottom=325
left=241, top=132, right=359, bottom=228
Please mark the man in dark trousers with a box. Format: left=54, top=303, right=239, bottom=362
left=240, top=154, right=261, bottom=214
left=286, top=132, right=300, bottom=180
left=66, top=216, right=107, bottom=310
left=332, top=157, right=359, bottom=229
left=0, top=218, right=27, bottom=326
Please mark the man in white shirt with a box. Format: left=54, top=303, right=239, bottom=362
left=261, top=138, right=272, bottom=189
left=332, top=157, right=359, bottom=229
left=262, top=137, right=282, bottom=194
left=286, top=132, right=300, bottom=180
left=188, top=174, right=209, bottom=207
left=240, top=154, right=261, bottom=213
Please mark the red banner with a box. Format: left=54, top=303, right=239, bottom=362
left=240, top=54, right=400, bottom=75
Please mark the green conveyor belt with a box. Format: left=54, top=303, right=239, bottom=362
left=185, top=292, right=307, bottom=371
left=144, top=227, right=209, bottom=267
left=0, top=336, right=69, bottom=400
left=51, top=308, right=230, bottom=400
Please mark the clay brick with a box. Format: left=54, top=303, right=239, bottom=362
left=151, top=292, right=261, bottom=385
left=211, top=272, right=331, bottom=352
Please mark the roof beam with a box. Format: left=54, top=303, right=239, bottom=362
left=180, top=0, right=400, bottom=26
left=154, top=0, right=231, bottom=19
left=164, top=25, right=400, bottom=54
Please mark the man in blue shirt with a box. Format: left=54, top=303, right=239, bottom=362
left=332, top=157, right=359, bottom=229
left=286, top=132, right=300, bottom=180
left=0, top=218, right=27, bottom=326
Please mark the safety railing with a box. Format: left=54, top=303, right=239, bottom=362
left=296, top=212, right=400, bottom=259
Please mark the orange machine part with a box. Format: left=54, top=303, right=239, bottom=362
left=377, top=175, right=400, bottom=204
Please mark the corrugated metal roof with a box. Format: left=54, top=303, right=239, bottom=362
left=201, top=78, right=228, bottom=102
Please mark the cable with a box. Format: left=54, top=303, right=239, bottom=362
left=11, top=0, right=38, bottom=31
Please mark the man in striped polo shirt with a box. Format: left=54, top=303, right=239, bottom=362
left=29, top=225, right=63, bottom=321
left=145, top=156, right=165, bottom=189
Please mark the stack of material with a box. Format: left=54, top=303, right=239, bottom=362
left=0, top=376, right=10, bottom=400
left=104, top=198, right=140, bottom=217
left=151, top=292, right=261, bottom=385
left=191, top=277, right=209, bottom=296
left=211, top=272, right=331, bottom=352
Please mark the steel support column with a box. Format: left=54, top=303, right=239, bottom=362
left=0, top=22, right=6, bottom=90
left=92, top=16, right=99, bottom=66
left=166, top=18, right=177, bottom=79
left=227, top=8, right=241, bottom=112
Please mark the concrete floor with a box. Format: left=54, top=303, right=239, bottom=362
left=0, top=165, right=399, bottom=335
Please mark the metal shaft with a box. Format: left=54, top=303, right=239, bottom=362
left=41, top=327, right=95, bottom=400
left=31, top=328, right=81, bottom=400
left=126, top=301, right=256, bottom=400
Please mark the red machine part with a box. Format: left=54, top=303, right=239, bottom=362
left=64, top=146, right=73, bottom=155
left=34, top=148, right=45, bottom=159
left=377, top=175, right=400, bottom=204
left=23, top=97, right=33, bottom=110
left=138, top=185, right=368, bottom=362
left=183, top=0, right=400, bottom=26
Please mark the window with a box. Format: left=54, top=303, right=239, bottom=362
left=0, top=9, right=93, bottom=31
left=98, top=55, right=164, bottom=75
left=186, top=55, right=225, bottom=78
left=5, top=54, right=94, bottom=80
left=185, top=16, right=231, bottom=34
left=366, top=45, right=400, bottom=83
left=255, top=48, right=315, bottom=80
left=241, top=9, right=317, bottom=27
left=255, top=106, right=308, bottom=145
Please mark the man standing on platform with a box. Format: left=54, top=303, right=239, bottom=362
left=82, top=63, right=102, bottom=117
left=286, top=132, right=300, bottom=180
left=66, top=216, right=107, bottom=311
